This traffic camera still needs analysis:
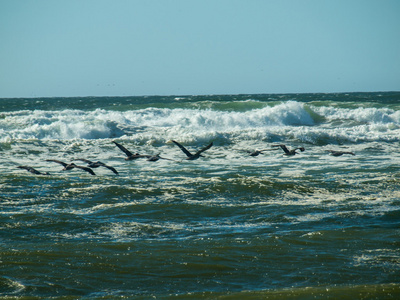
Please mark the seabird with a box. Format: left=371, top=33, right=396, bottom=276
left=45, top=159, right=96, bottom=175
left=248, top=149, right=274, bottom=156
left=327, top=150, right=355, bottom=156
left=145, top=153, right=176, bottom=162
left=172, top=140, right=213, bottom=160
left=112, top=141, right=173, bottom=162
left=74, top=159, right=119, bottom=174
left=17, top=166, right=50, bottom=175
left=273, top=144, right=305, bottom=156
left=112, top=141, right=151, bottom=160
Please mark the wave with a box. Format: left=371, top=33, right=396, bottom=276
left=0, top=101, right=399, bottom=144
left=315, top=106, right=400, bottom=125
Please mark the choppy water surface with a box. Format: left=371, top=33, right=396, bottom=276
left=1, top=93, right=400, bottom=298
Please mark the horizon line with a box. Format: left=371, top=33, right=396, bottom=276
left=1, top=90, right=399, bottom=100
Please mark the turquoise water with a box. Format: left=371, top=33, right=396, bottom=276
left=1, top=92, right=400, bottom=298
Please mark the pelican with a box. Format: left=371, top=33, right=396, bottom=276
left=273, top=144, right=305, bottom=156
left=74, top=159, right=119, bottom=174
left=172, top=140, right=213, bottom=160
left=112, top=141, right=145, bottom=160
left=248, top=149, right=275, bottom=156
left=327, top=150, right=355, bottom=156
left=112, top=141, right=173, bottom=162
left=145, top=154, right=176, bottom=162
left=17, top=166, right=50, bottom=175
left=45, top=159, right=96, bottom=175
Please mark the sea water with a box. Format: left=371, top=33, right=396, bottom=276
left=1, top=92, right=399, bottom=298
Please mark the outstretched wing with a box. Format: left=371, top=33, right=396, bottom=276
left=104, top=164, right=119, bottom=175
left=74, top=158, right=93, bottom=164
left=328, top=150, right=354, bottom=156
left=18, top=165, right=31, bottom=171
left=327, top=150, right=341, bottom=156
left=172, top=140, right=193, bottom=158
left=113, top=141, right=134, bottom=157
left=73, top=165, right=96, bottom=175
left=249, top=148, right=274, bottom=156
left=194, top=142, right=213, bottom=156
left=45, top=159, right=68, bottom=167
left=18, top=166, right=41, bottom=175
left=273, top=144, right=290, bottom=154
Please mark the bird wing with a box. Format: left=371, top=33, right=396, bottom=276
left=328, top=150, right=354, bottom=156
left=104, top=165, right=119, bottom=175
left=73, top=165, right=96, bottom=175
left=160, top=156, right=176, bottom=161
left=150, top=154, right=177, bottom=162
left=249, top=148, right=274, bottom=155
left=74, top=158, right=93, bottom=164
left=172, top=140, right=193, bottom=158
left=133, top=154, right=152, bottom=159
left=18, top=166, right=38, bottom=174
left=159, top=157, right=176, bottom=161
left=327, top=150, right=342, bottom=156
left=272, top=144, right=290, bottom=154
left=46, top=159, right=68, bottom=167
left=113, top=141, right=134, bottom=157
left=17, top=165, right=30, bottom=171
left=194, top=142, right=213, bottom=156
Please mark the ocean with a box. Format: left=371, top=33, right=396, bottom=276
left=1, top=92, right=399, bottom=299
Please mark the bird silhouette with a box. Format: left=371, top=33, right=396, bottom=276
left=46, top=159, right=96, bottom=175
left=273, top=144, right=305, bottom=156
left=172, top=140, right=213, bottom=160
left=17, top=166, right=50, bottom=175
left=327, top=150, right=355, bottom=156
left=74, top=159, right=118, bottom=174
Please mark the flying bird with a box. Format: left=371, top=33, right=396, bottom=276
left=112, top=141, right=173, bottom=162
left=17, top=166, right=50, bottom=175
left=248, top=149, right=275, bottom=156
left=112, top=141, right=152, bottom=160
left=74, top=159, right=119, bottom=174
left=145, top=154, right=176, bottom=162
left=273, top=144, right=305, bottom=156
left=45, top=159, right=96, bottom=175
left=327, top=150, right=355, bottom=156
left=172, top=140, right=213, bottom=160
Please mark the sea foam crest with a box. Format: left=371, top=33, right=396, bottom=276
left=0, top=109, right=124, bottom=140
left=0, top=102, right=316, bottom=141
left=119, top=100, right=315, bottom=129
left=2, top=101, right=398, bottom=143
left=315, top=106, right=400, bottom=125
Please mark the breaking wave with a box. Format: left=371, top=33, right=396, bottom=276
left=0, top=101, right=399, bottom=144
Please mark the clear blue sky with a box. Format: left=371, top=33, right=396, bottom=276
left=1, top=0, right=399, bottom=98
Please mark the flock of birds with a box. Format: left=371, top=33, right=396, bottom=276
left=16, top=140, right=355, bottom=176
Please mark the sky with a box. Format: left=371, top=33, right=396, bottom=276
left=1, top=0, right=399, bottom=98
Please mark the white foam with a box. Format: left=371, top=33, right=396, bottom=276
left=315, top=105, right=400, bottom=124
left=0, top=101, right=399, bottom=143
